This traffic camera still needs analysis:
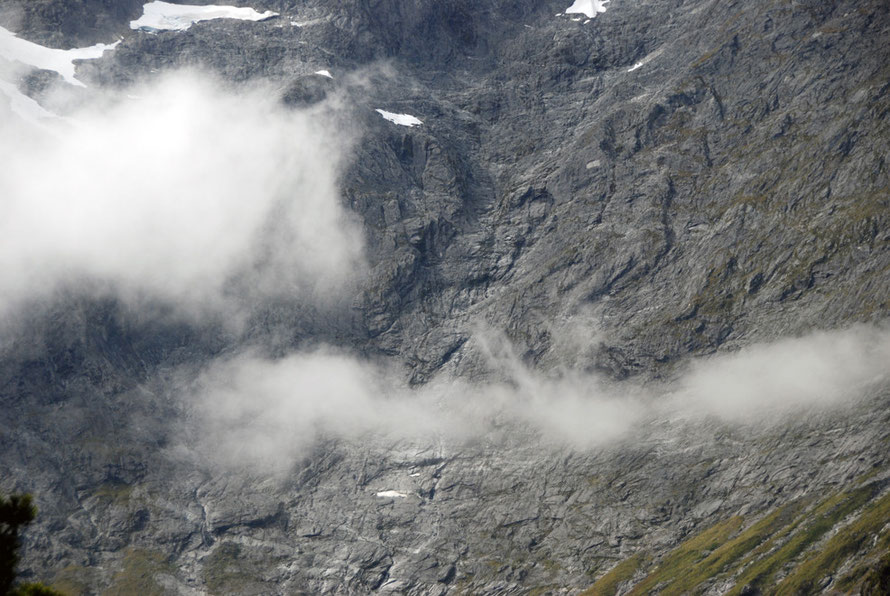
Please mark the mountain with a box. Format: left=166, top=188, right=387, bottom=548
left=0, top=0, right=889, bottom=593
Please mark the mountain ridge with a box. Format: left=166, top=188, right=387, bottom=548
left=1, top=0, right=888, bottom=593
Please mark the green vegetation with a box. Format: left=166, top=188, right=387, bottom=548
left=91, top=484, right=134, bottom=506
left=774, top=490, right=890, bottom=594
left=727, top=484, right=878, bottom=595
left=2, top=491, right=169, bottom=596
left=658, top=501, right=803, bottom=595
left=203, top=542, right=276, bottom=595
left=579, top=474, right=890, bottom=595
left=10, top=585, right=65, bottom=595
left=1, top=493, right=64, bottom=596
left=859, top=552, right=890, bottom=595
left=579, top=553, right=648, bottom=596
left=49, top=565, right=94, bottom=596
left=1, top=494, right=36, bottom=594
left=102, top=548, right=170, bottom=596
left=627, top=517, right=743, bottom=595
left=836, top=528, right=890, bottom=591
left=723, top=496, right=818, bottom=580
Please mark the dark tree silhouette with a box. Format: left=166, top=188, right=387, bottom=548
left=0, top=494, right=36, bottom=595
left=0, top=494, right=62, bottom=596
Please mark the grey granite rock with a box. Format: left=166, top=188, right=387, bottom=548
left=1, top=0, right=889, bottom=593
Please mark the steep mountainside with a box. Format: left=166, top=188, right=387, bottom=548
left=1, top=0, right=889, bottom=594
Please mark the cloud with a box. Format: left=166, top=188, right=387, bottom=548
left=2, top=42, right=886, bottom=476
left=180, top=324, right=890, bottom=474
left=0, top=70, right=363, bottom=319
left=674, top=325, right=890, bottom=421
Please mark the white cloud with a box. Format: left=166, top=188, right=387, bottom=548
left=0, top=71, right=363, bottom=318
left=180, top=324, right=890, bottom=474
left=0, top=78, right=57, bottom=125
left=186, top=349, right=456, bottom=473
left=674, top=325, right=890, bottom=421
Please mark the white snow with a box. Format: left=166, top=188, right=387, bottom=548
left=409, top=473, right=421, bottom=477
left=0, top=79, right=57, bottom=124
left=314, top=69, right=333, bottom=78
left=565, top=0, right=610, bottom=19
left=625, top=48, right=663, bottom=73
left=289, top=18, right=322, bottom=28
left=0, top=25, right=118, bottom=87
left=375, top=109, right=423, bottom=127
left=376, top=490, right=408, bottom=498
left=131, top=1, right=278, bottom=32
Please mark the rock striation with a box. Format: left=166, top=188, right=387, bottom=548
left=0, top=0, right=889, bottom=593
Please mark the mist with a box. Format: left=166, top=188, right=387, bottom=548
left=0, top=70, right=363, bottom=319
left=182, top=324, right=890, bottom=473
left=3, top=52, right=887, bottom=478
left=675, top=325, right=890, bottom=421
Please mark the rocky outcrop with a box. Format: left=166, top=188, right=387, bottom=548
left=1, top=0, right=888, bottom=593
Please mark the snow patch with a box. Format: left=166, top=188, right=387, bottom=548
left=131, top=1, right=278, bottom=32
left=0, top=79, right=57, bottom=124
left=0, top=25, right=118, bottom=87
left=376, top=490, right=408, bottom=499
left=625, top=48, right=663, bottom=74
left=375, top=109, right=422, bottom=127
left=314, top=69, right=333, bottom=79
left=565, top=0, right=610, bottom=19
left=289, top=18, right=322, bottom=28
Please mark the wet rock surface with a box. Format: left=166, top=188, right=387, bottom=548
left=1, top=0, right=889, bottom=593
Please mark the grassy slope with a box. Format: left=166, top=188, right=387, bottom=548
left=581, top=474, right=890, bottom=595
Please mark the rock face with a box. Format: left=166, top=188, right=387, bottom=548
left=1, top=0, right=889, bottom=594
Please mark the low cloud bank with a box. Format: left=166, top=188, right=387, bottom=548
left=676, top=326, right=890, bottom=420
left=0, top=71, right=363, bottom=319
left=2, top=49, right=886, bottom=475
left=184, top=325, right=890, bottom=473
